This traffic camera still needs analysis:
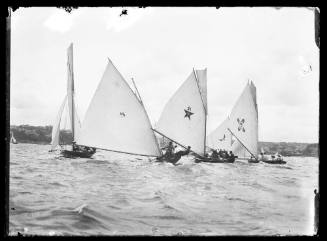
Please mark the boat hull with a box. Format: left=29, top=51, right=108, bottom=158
left=261, top=160, right=286, bottom=164
left=60, top=150, right=95, bottom=158
left=248, top=159, right=260, bottom=163
left=194, top=156, right=236, bottom=163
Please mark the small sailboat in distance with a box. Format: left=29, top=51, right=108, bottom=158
left=50, top=43, right=95, bottom=158
left=10, top=131, right=18, bottom=144
left=258, top=148, right=286, bottom=164
left=154, top=68, right=208, bottom=164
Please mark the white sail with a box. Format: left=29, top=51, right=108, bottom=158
left=229, top=82, right=258, bottom=158
left=195, top=68, right=208, bottom=113
left=155, top=70, right=206, bottom=156
left=207, top=117, right=232, bottom=151
left=73, top=103, right=82, bottom=142
left=76, top=59, right=161, bottom=157
left=67, top=43, right=75, bottom=139
left=51, top=95, right=67, bottom=150
left=10, top=132, right=17, bottom=143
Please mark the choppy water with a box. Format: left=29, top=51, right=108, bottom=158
left=9, top=143, right=318, bottom=236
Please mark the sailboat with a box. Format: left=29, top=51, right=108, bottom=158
left=75, top=58, right=162, bottom=158
left=10, top=131, right=18, bottom=144
left=154, top=68, right=208, bottom=164
left=50, top=43, right=95, bottom=158
left=207, top=81, right=258, bottom=163
left=258, top=148, right=286, bottom=164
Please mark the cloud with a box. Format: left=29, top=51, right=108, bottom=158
left=43, top=8, right=84, bottom=33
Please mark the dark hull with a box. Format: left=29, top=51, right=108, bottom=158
left=248, top=159, right=260, bottom=163
left=262, top=160, right=286, bottom=164
left=195, top=156, right=236, bottom=163
left=156, top=155, right=182, bottom=165
left=61, top=150, right=94, bottom=158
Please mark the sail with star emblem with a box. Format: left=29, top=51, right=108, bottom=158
left=229, top=82, right=258, bottom=158
left=76, top=59, right=161, bottom=157
left=207, top=117, right=232, bottom=151
left=155, top=70, right=207, bottom=156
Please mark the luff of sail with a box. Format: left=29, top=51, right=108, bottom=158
left=76, top=59, right=161, bottom=157
left=51, top=95, right=67, bottom=150
left=229, top=82, right=258, bottom=158
left=207, top=117, right=232, bottom=151
left=155, top=70, right=206, bottom=156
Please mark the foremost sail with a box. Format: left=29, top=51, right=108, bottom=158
left=155, top=69, right=207, bottom=156
left=51, top=95, right=67, bottom=150
left=229, top=82, right=258, bottom=158
left=207, top=117, right=232, bottom=151
left=76, top=59, right=161, bottom=157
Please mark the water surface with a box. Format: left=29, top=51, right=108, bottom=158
left=9, top=144, right=318, bottom=236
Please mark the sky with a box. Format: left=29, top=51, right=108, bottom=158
left=10, top=7, right=319, bottom=143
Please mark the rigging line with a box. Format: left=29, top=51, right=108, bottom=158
left=227, top=128, right=257, bottom=160
left=77, top=144, right=160, bottom=158
left=131, top=77, right=143, bottom=105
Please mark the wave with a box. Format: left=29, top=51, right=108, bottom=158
left=48, top=182, right=67, bottom=187
left=151, top=215, right=184, bottom=220
left=85, top=160, right=108, bottom=165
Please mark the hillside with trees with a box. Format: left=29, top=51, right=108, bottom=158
left=10, top=125, right=318, bottom=157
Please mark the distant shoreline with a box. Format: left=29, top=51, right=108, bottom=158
left=10, top=125, right=318, bottom=157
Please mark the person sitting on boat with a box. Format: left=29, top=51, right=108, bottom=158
left=229, top=151, right=234, bottom=158
left=218, top=149, right=223, bottom=158
left=89, top=147, right=96, bottom=154
left=168, top=146, right=191, bottom=165
left=211, top=149, right=219, bottom=160
left=164, top=141, right=175, bottom=158
left=221, top=149, right=227, bottom=158
left=72, top=141, right=77, bottom=151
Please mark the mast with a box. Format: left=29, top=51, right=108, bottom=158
left=193, top=68, right=207, bottom=155
left=227, top=128, right=257, bottom=160
left=71, top=45, right=75, bottom=142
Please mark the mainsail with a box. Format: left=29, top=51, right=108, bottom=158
left=229, top=82, right=258, bottom=158
left=155, top=70, right=207, bottom=156
left=76, top=59, right=161, bottom=157
left=207, top=117, right=232, bottom=151
left=51, top=95, right=67, bottom=150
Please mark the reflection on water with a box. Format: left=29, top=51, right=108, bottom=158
left=9, top=144, right=318, bottom=236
